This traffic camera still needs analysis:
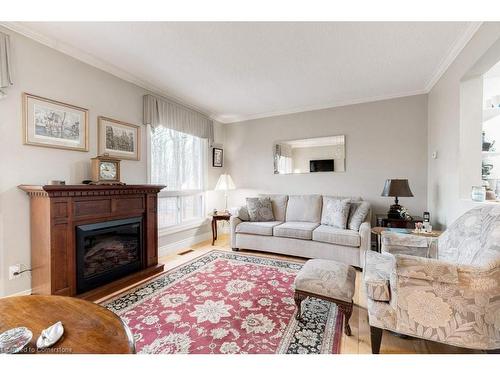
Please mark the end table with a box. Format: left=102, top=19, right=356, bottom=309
left=371, top=226, right=443, bottom=253
left=210, top=212, right=231, bottom=245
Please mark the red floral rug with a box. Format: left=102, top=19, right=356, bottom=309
left=104, top=250, right=344, bottom=354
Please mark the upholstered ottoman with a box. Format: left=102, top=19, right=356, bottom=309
left=293, top=259, right=356, bottom=336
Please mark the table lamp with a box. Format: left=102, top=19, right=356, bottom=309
left=381, top=179, right=414, bottom=219
left=215, top=174, right=235, bottom=212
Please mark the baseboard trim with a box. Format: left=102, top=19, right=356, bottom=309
left=158, top=232, right=212, bottom=258
left=7, top=288, right=32, bottom=297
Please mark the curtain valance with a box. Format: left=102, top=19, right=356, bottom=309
left=143, top=94, right=213, bottom=143
left=0, top=31, right=13, bottom=91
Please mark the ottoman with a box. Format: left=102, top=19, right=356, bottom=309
left=293, top=259, right=356, bottom=336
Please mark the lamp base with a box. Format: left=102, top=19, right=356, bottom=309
left=387, top=204, right=403, bottom=219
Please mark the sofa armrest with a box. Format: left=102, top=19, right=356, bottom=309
left=363, top=250, right=394, bottom=302
left=230, top=216, right=242, bottom=248
left=358, top=220, right=371, bottom=267
left=394, top=253, right=459, bottom=284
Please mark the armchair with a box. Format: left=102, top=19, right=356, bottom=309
left=364, top=205, right=500, bottom=353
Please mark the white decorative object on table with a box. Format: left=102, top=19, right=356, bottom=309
left=36, top=321, right=64, bottom=349
left=0, top=327, right=32, bottom=354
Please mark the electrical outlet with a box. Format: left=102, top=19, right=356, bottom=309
left=8, top=264, right=21, bottom=280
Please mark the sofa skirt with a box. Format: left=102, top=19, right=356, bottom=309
left=234, top=233, right=363, bottom=267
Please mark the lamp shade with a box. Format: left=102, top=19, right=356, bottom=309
left=381, top=179, right=413, bottom=197
left=215, top=174, right=235, bottom=191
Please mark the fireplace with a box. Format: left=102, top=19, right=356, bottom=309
left=76, top=217, right=143, bottom=294
left=19, top=184, right=165, bottom=298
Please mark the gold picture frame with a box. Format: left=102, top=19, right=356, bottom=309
left=98, top=116, right=140, bottom=161
left=23, top=92, right=89, bottom=152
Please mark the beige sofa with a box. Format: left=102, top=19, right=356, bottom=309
left=230, top=194, right=371, bottom=268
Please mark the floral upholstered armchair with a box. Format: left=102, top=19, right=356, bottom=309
left=364, top=205, right=500, bottom=353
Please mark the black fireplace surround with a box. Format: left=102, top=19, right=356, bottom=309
left=76, top=217, right=143, bottom=294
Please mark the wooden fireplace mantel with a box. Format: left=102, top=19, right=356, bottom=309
left=19, top=184, right=165, bottom=300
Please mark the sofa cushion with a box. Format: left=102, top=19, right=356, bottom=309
left=258, top=194, right=288, bottom=222
left=320, top=196, right=351, bottom=229
left=285, top=195, right=322, bottom=223
left=246, top=197, right=275, bottom=222
left=230, top=206, right=250, bottom=221
left=236, top=221, right=283, bottom=236
left=347, top=201, right=371, bottom=231
left=273, top=221, right=319, bottom=240
left=312, top=225, right=361, bottom=247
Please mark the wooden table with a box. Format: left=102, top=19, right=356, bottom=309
left=211, top=212, right=231, bottom=245
left=371, top=226, right=443, bottom=253
left=375, top=214, right=424, bottom=229
left=0, top=295, right=135, bottom=354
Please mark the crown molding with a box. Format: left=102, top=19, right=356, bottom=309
left=0, top=22, right=216, bottom=120
left=2, top=21, right=482, bottom=125
left=215, top=88, right=428, bottom=123
left=424, top=22, right=483, bottom=92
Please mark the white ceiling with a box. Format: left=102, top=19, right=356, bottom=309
left=6, top=22, right=480, bottom=123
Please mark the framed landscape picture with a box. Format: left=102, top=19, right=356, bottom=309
left=213, top=147, right=223, bottom=167
left=23, top=93, right=89, bottom=151
left=98, top=116, right=140, bottom=160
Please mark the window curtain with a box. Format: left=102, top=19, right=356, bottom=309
left=274, top=143, right=293, bottom=174
left=143, top=94, right=214, bottom=145
left=0, top=31, right=13, bottom=97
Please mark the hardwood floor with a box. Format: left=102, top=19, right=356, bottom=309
left=109, top=234, right=480, bottom=354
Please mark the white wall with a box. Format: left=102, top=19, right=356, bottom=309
left=224, top=95, right=428, bottom=218
left=0, top=28, right=223, bottom=296
left=428, top=23, right=500, bottom=228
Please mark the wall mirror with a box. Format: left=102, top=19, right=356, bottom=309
left=273, top=135, right=346, bottom=174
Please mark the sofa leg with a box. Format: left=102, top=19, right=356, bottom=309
left=232, top=247, right=239, bottom=252
left=370, top=325, right=383, bottom=354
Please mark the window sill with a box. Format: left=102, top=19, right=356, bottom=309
left=158, top=218, right=209, bottom=237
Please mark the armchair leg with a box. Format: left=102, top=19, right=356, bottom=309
left=232, top=248, right=239, bottom=252
left=370, top=325, right=383, bottom=354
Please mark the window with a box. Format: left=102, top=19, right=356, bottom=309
left=149, top=126, right=207, bottom=230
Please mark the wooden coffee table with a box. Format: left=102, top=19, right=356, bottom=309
left=0, top=295, right=135, bottom=354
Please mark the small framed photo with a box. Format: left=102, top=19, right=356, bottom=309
left=23, top=93, right=89, bottom=151
left=98, top=116, right=140, bottom=160
left=212, top=147, right=223, bottom=167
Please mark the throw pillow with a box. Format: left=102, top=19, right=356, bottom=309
left=246, top=197, right=275, bottom=222
left=321, top=197, right=351, bottom=229
left=348, top=201, right=371, bottom=231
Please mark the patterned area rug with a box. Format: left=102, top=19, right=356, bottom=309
left=104, top=250, right=344, bottom=354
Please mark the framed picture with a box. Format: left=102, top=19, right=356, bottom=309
left=98, top=116, right=140, bottom=160
left=23, top=93, right=89, bottom=151
left=213, top=147, right=223, bottom=167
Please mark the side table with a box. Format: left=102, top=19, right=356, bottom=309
left=375, top=214, right=423, bottom=229
left=371, top=226, right=443, bottom=253
left=210, top=212, right=231, bottom=245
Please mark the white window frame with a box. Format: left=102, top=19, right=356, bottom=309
left=147, top=125, right=209, bottom=235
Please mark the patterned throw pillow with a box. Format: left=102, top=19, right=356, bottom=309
left=246, top=197, right=275, bottom=222
left=348, top=201, right=371, bottom=231
left=320, top=197, right=351, bottom=229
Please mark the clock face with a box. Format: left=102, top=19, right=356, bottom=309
left=100, top=161, right=117, bottom=180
